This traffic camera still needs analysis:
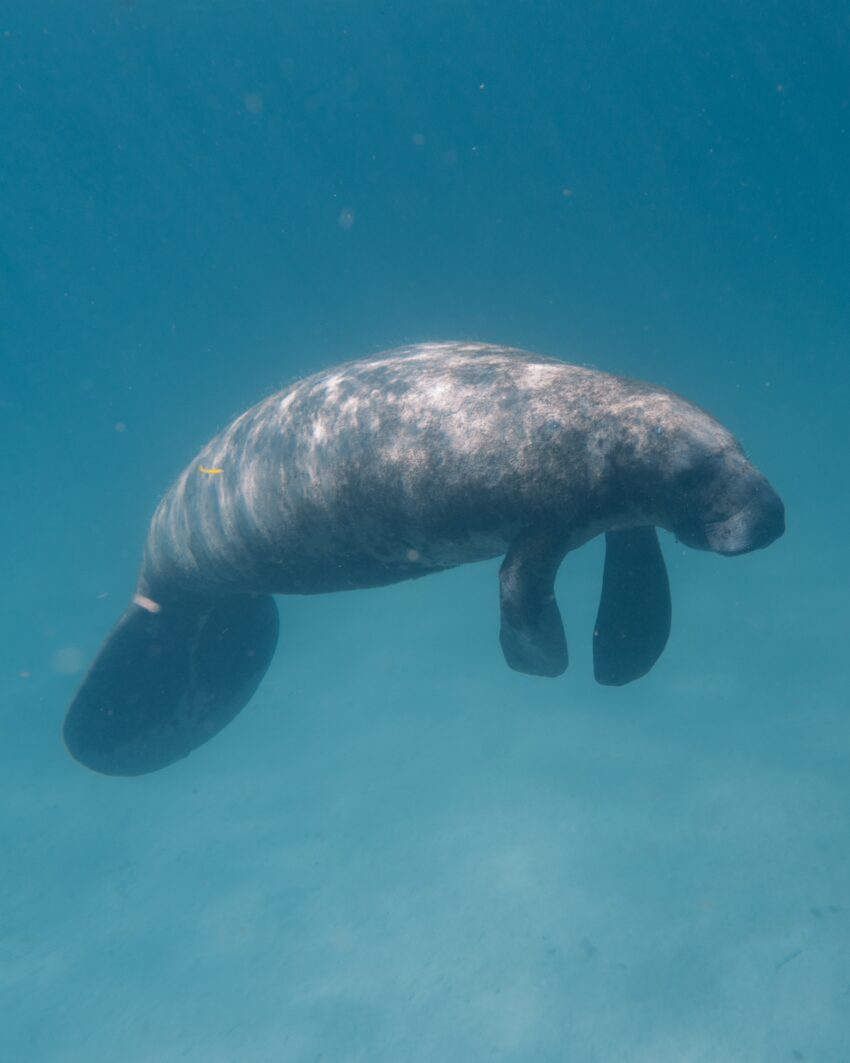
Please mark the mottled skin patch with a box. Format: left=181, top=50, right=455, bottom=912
left=64, top=342, right=785, bottom=776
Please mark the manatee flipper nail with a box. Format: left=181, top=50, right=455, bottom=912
left=593, top=526, right=671, bottom=686
left=63, top=593, right=279, bottom=775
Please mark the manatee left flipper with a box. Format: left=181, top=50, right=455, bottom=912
left=593, top=526, right=671, bottom=686
left=499, top=531, right=568, bottom=677
left=63, top=593, right=279, bottom=776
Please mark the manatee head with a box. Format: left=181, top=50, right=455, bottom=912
left=664, top=443, right=785, bottom=555
left=618, top=391, right=785, bottom=557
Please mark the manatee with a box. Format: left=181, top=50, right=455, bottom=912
left=63, top=343, right=784, bottom=775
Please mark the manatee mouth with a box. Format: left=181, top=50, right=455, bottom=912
left=704, top=490, right=785, bottom=556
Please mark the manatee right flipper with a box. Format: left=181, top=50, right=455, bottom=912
left=63, top=593, right=279, bottom=776
left=593, top=526, right=671, bottom=686
left=499, top=530, right=568, bottom=677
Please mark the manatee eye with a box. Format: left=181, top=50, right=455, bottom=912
left=674, top=452, right=725, bottom=501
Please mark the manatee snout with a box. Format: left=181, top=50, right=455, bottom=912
left=704, top=481, right=785, bottom=555
left=671, top=461, right=785, bottom=557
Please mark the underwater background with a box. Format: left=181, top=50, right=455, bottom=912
left=2, top=1, right=849, bottom=1060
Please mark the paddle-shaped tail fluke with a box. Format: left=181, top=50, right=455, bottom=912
left=593, top=527, right=671, bottom=686
left=63, top=593, right=279, bottom=776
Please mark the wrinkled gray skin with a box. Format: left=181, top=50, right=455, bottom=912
left=64, top=343, right=784, bottom=776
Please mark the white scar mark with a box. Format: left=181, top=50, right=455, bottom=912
left=133, top=594, right=161, bottom=613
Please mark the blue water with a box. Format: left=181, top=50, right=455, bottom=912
left=2, top=2, right=848, bottom=1059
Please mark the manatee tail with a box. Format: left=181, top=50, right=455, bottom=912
left=63, top=592, right=279, bottom=776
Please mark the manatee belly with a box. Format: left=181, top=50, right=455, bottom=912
left=261, top=527, right=511, bottom=595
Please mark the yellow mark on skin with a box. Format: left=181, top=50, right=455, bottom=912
left=199, top=466, right=223, bottom=475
